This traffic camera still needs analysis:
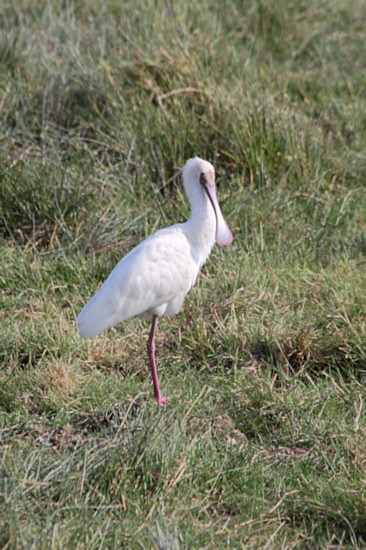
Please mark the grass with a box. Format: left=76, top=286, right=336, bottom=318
left=0, top=0, right=365, bottom=547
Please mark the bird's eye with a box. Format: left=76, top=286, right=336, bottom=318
left=199, top=173, right=207, bottom=185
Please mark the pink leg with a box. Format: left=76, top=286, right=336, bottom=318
left=147, top=315, right=170, bottom=406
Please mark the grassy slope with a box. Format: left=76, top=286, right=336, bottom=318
left=1, top=0, right=365, bottom=547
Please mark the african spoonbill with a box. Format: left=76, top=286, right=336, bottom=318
left=77, top=157, right=233, bottom=405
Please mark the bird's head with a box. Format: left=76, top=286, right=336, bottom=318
left=183, top=157, right=233, bottom=247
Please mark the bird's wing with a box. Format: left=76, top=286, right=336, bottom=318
left=77, top=225, right=198, bottom=337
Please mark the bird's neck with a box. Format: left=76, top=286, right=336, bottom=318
left=185, top=198, right=216, bottom=266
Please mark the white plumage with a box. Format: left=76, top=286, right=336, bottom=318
left=77, top=157, right=233, bottom=405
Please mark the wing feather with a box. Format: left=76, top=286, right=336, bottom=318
left=77, top=225, right=198, bottom=337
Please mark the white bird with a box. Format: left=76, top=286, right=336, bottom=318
left=77, top=157, right=233, bottom=405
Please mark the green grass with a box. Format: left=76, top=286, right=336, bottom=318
left=1, top=0, right=366, bottom=547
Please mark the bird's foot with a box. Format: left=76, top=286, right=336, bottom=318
left=156, top=395, right=170, bottom=406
